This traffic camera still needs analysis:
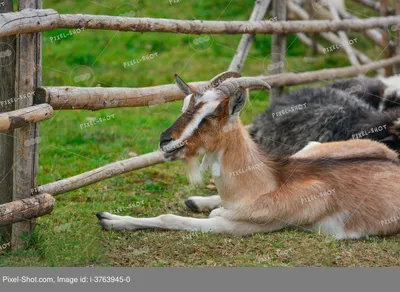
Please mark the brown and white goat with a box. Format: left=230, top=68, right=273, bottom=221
left=97, top=72, right=400, bottom=240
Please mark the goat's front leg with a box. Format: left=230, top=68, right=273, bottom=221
left=96, top=212, right=279, bottom=235
left=185, top=195, right=221, bottom=212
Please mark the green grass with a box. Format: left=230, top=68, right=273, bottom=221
left=1, top=0, right=399, bottom=266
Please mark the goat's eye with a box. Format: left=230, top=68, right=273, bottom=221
left=206, top=114, right=219, bottom=119
left=185, top=110, right=196, bottom=117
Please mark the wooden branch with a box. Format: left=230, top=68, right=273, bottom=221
left=287, top=0, right=309, bottom=19
left=339, top=9, right=392, bottom=49
left=296, top=32, right=325, bottom=53
left=395, top=0, right=400, bottom=74
left=270, top=0, right=287, bottom=101
left=12, top=0, right=43, bottom=250
left=36, top=55, right=400, bottom=111
left=228, top=0, right=271, bottom=72
left=0, top=0, right=15, bottom=240
left=288, top=1, right=381, bottom=74
left=2, top=8, right=400, bottom=37
left=328, top=3, right=361, bottom=69
left=58, top=12, right=400, bottom=34
left=381, top=0, right=393, bottom=76
left=306, top=0, right=318, bottom=55
left=319, top=31, right=384, bottom=74
left=264, top=55, right=400, bottom=86
left=34, top=84, right=208, bottom=110
left=35, top=151, right=165, bottom=196
left=0, top=194, right=54, bottom=227
left=0, top=104, right=52, bottom=132
left=0, top=8, right=59, bottom=37
left=352, top=0, right=394, bottom=14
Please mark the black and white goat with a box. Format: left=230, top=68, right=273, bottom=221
left=330, top=76, right=400, bottom=111
left=251, top=78, right=400, bottom=156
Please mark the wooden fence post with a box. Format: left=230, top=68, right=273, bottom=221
left=307, top=0, right=318, bottom=55
left=270, top=0, right=287, bottom=101
left=12, top=0, right=42, bottom=250
left=228, top=0, right=271, bottom=72
left=0, top=0, right=15, bottom=245
left=381, top=0, right=393, bottom=76
left=395, top=0, right=400, bottom=74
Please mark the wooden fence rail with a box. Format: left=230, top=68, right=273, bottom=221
left=35, top=54, right=400, bottom=110
left=2, top=9, right=400, bottom=37
left=0, top=104, right=52, bottom=132
left=0, top=193, right=54, bottom=227
left=35, top=151, right=165, bottom=196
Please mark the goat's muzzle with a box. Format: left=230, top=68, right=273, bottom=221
left=159, top=130, right=185, bottom=160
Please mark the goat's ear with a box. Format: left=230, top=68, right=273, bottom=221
left=228, top=87, right=247, bottom=118
left=175, top=74, right=194, bottom=96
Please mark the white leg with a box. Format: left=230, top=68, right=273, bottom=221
left=185, top=195, right=221, bottom=212
left=96, top=212, right=278, bottom=236
left=292, top=141, right=321, bottom=158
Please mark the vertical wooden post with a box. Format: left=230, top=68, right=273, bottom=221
left=270, top=0, right=287, bottom=101
left=12, top=0, right=42, bottom=250
left=380, top=0, right=393, bottom=76
left=307, top=0, right=318, bottom=55
left=395, top=0, right=400, bottom=74
left=228, top=0, right=272, bottom=72
left=328, top=3, right=361, bottom=71
left=0, top=0, right=15, bottom=244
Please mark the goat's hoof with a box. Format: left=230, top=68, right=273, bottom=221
left=184, top=199, right=200, bottom=212
left=96, top=212, right=109, bottom=220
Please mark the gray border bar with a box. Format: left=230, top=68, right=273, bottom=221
left=0, top=268, right=399, bottom=292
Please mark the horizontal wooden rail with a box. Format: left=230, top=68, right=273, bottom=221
left=35, top=151, right=165, bottom=195
left=35, top=55, right=400, bottom=110
left=0, top=194, right=54, bottom=227
left=34, top=83, right=206, bottom=110
left=1, top=8, right=400, bottom=37
left=0, top=103, right=53, bottom=131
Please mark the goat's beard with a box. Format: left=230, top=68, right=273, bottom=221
left=183, top=157, right=203, bottom=185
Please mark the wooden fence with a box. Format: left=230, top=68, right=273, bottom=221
left=1, top=0, right=400, bottom=250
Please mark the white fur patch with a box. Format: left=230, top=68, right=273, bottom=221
left=199, top=152, right=223, bottom=177
left=380, top=76, right=400, bottom=89
left=166, top=100, right=220, bottom=151
left=292, top=141, right=321, bottom=158
left=200, top=154, right=211, bottom=172
left=312, top=212, right=349, bottom=239
left=196, top=90, right=220, bottom=105
left=182, top=94, right=193, bottom=113
left=210, top=152, right=223, bottom=177
left=184, top=157, right=203, bottom=185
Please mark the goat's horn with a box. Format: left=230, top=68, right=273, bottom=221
left=217, top=77, right=271, bottom=97
left=208, top=71, right=241, bottom=88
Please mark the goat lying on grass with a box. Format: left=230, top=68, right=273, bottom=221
left=97, top=72, right=400, bottom=240
left=251, top=82, right=400, bottom=157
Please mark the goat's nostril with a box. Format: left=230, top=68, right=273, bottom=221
left=160, top=138, right=173, bottom=150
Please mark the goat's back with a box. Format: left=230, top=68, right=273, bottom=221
left=251, top=87, right=373, bottom=156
